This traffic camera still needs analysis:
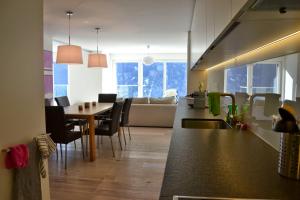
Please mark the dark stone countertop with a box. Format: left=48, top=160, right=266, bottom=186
left=159, top=99, right=300, bottom=200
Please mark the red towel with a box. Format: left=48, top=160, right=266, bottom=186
left=5, top=144, right=29, bottom=169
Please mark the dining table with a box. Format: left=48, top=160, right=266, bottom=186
left=64, top=102, right=113, bottom=161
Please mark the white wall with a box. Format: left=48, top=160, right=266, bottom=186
left=44, top=34, right=53, bottom=51
left=283, top=53, right=299, bottom=100
left=0, top=0, right=50, bottom=199
left=207, top=68, right=224, bottom=92
left=68, top=51, right=103, bottom=104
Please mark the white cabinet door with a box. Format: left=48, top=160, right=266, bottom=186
left=231, top=0, right=248, bottom=17
left=206, top=0, right=215, bottom=47
left=214, top=0, right=231, bottom=38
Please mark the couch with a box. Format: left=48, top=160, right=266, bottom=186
left=129, top=97, right=177, bottom=127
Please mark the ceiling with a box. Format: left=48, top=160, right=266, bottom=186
left=44, top=0, right=195, bottom=54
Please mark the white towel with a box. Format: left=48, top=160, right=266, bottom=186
left=35, top=134, right=56, bottom=178
left=264, top=93, right=281, bottom=116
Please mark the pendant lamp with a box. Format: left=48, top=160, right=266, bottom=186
left=56, top=11, right=83, bottom=64
left=88, top=28, right=107, bottom=68
left=143, top=45, right=154, bottom=66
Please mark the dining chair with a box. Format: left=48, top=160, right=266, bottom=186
left=55, top=96, right=88, bottom=151
left=94, top=101, right=123, bottom=157
left=98, top=93, right=117, bottom=103
left=45, top=106, right=84, bottom=170
left=44, top=98, right=53, bottom=106
left=95, top=93, right=118, bottom=145
left=120, top=98, right=133, bottom=145
left=54, top=96, right=70, bottom=107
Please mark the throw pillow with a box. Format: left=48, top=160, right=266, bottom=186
left=132, top=97, right=149, bottom=104
left=150, top=96, right=176, bottom=104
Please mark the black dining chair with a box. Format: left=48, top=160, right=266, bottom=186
left=54, top=96, right=70, bottom=107
left=98, top=93, right=117, bottom=103
left=95, top=93, right=118, bottom=145
left=94, top=101, right=123, bottom=157
left=45, top=106, right=84, bottom=170
left=44, top=98, right=53, bottom=106
left=120, top=98, right=133, bottom=145
left=55, top=96, right=88, bottom=151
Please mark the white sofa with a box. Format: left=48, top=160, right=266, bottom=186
left=129, top=97, right=177, bottom=127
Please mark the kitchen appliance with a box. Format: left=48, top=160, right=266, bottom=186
left=273, top=105, right=300, bottom=180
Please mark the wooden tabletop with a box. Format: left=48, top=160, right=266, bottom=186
left=64, top=102, right=113, bottom=118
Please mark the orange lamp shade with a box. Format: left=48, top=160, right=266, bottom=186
left=88, top=53, right=107, bottom=68
left=56, top=45, right=83, bottom=64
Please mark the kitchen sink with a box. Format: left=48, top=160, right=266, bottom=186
left=173, top=196, right=277, bottom=200
left=181, top=118, right=231, bottom=129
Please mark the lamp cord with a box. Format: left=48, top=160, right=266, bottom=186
left=68, top=14, right=71, bottom=45
left=97, top=28, right=99, bottom=53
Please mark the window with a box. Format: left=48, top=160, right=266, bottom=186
left=143, top=62, right=164, bottom=97
left=116, top=62, right=138, bottom=97
left=252, top=63, right=278, bottom=93
left=115, top=61, right=187, bottom=98
left=225, top=62, right=280, bottom=95
left=53, top=63, right=68, bottom=97
left=166, top=62, right=187, bottom=97
left=225, top=65, right=247, bottom=94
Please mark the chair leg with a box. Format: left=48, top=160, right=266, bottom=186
left=65, top=144, right=68, bottom=170
left=122, top=127, right=127, bottom=145
left=127, top=125, right=132, bottom=140
left=56, top=143, right=58, bottom=160
left=97, top=135, right=100, bottom=148
left=74, top=141, right=77, bottom=150
left=84, top=126, right=88, bottom=156
left=60, top=143, right=63, bottom=158
left=80, top=137, right=85, bottom=159
left=109, top=136, right=115, bottom=158
left=118, top=128, right=123, bottom=150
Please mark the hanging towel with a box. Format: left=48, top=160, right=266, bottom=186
left=235, top=92, right=249, bottom=114
left=5, top=144, right=29, bottom=169
left=264, top=93, right=281, bottom=116
left=35, top=134, right=56, bottom=178
left=208, top=92, right=221, bottom=116
left=13, top=140, right=42, bottom=200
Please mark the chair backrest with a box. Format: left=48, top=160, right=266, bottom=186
left=45, top=106, right=68, bottom=143
left=98, top=93, right=117, bottom=103
left=55, top=96, right=70, bottom=107
left=108, top=102, right=123, bottom=134
left=121, top=98, right=133, bottom=126
left=45, top=98, right=53, bottom=106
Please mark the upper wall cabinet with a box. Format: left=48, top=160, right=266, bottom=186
left=191, top=0, right=300, bottom=70
left=190, top=0, right=247, bottom=69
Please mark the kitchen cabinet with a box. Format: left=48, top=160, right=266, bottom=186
left=190, top=0, right=247, bottom=69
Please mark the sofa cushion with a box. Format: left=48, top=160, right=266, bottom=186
left=150, top=96, right=176, bottom=104
left=132, top=97, right=149, bottom=104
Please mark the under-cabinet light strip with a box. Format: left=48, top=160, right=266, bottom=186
left=206, top=30, right=300, bottom=71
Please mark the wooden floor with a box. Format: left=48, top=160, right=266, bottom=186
left=49, top=127, right=172, bottom=200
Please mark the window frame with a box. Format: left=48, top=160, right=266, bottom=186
left=224, top=61, right=282, bottom=95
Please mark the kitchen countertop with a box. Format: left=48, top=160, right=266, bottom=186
left=159, top=99, right=300, bottom=200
